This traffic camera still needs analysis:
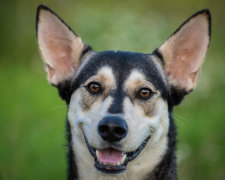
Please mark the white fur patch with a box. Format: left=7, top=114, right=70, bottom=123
left=123, top=97, right=169, bottom=179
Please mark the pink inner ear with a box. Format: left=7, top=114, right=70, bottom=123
left=44, top=29, right=76, bottom=72
left=38, top=10, right=84, bottom=85
left=168, top=30, right=205, bottom=83
left=160, top=13, right=210, bottom=91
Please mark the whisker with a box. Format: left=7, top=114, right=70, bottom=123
left=123, top=173, right=128, bottom=180
left=48, top=105, right=68, bottom=111
left=53, top=132, right=70, bottom=142
left=169, top=113, right=187, bottom=127
left=173, top=113, right=188, bottom=122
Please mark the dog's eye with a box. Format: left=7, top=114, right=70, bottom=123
left=87, top=82, right=101, bottom=94
left=137, top=88, right=152, bottom=99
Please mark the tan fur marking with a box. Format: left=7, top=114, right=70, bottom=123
left=80, top=67, right=116, bottom=111
left=124, top=70, right=160, bottom=117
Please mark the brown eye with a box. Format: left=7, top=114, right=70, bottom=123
left=138, top=88, right=152, bottom=99
left=87, top=82, right=101, bottom=94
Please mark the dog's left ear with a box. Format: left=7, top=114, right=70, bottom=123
left=36, top=5, right=91, bottom=86
left=156, top=10, right=211, bottom=105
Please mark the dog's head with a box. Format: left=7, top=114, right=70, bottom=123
left=36, top=5, right=211, bottom=175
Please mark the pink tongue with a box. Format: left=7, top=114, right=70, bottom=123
left=98, top=148, right=123, bottom=164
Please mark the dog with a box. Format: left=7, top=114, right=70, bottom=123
left=36, top=5, right=211, bottom=180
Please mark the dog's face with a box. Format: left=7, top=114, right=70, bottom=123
left=36, top=5, right=210, bottom=176
left=67, top=52, right=169, bottom=173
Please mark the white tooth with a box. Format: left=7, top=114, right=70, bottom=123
left=116, top=162, right=121, bottom=166
left=96, top=150, right=99, bottom=160
left=120, top=154, right=127, bottom=164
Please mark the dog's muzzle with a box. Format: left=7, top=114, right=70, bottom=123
left=83, top=114, right=151, bottom=174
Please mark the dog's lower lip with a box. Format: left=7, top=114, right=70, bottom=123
left=83, top=133, right=151, bottom=174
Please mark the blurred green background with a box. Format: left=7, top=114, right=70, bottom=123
left=0, top=0, right=225, bottom=179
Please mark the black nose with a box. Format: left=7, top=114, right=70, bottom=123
left=98, top=115, right=128, bottom=142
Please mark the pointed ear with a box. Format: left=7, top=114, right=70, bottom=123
left=156, top=9, right=211, bottom=105
left=36, top=5, right=91, bottom=86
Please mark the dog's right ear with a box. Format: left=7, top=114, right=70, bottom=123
left=155, top=10, right=211, bottom=105
left=36, top=5, right=91, bottom=86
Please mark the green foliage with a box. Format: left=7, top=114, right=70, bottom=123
left=0, top=0, right=225, bottom=179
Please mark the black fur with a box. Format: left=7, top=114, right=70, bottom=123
left=66, top=120, right=78, bottom=180
left=108, top=87, right=126, bottom=114
left=152, top=49, right=165, bottom=66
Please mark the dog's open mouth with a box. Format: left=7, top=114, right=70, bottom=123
left=83, top=134, right=151, bottom=174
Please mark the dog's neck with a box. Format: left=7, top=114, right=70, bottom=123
left=66, top=109, right=177, bottom=180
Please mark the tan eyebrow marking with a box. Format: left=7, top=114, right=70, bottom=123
left=81, top=66, right=116, bottom=111
left=124, top=70, right=157, bottom=95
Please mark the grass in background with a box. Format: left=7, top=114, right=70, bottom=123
left=0, top=0, right=225, bottom=179
left=0, top=62, right=67, bottom=180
